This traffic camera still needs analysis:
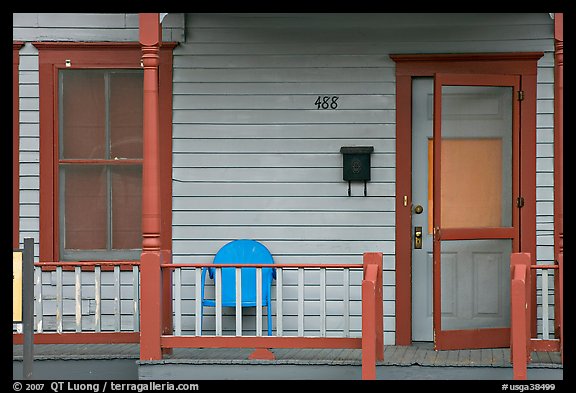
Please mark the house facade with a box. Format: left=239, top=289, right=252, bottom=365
left=13, top=13, right=563, bottom=358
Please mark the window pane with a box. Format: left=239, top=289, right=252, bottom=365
left=62, top=165, right=107, bottom=250
left=110, top=72, right=143, bottom=159
left=429, top=138, right=505, bottom=231
left=112, top=166, right=142, bottom=249
left=61, top=70, right=106, bottom=159
left=440, top=85, right=513, bottom=228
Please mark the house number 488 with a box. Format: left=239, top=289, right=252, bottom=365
left=314, top=96, right=339, bottom=110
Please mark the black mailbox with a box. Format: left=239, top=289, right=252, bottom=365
left=340, top=146, right=374, bottom=196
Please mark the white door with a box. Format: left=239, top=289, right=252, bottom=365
left=411, top=77, right=434, bottom=341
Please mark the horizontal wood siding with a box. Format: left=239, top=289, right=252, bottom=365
left=12, top=13, right=184, bottom=42
left=171, top=13, right=555, bottom=344
left=18, top=43, right=40, bottom=258
left=14, top=13, right=555, bottom=343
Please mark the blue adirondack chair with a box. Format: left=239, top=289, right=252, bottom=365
left=200, top=239, right=276, bottom=335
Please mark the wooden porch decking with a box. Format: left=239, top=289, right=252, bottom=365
left=13, top=342, right=562, bottom=368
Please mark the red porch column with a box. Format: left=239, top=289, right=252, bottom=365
left=139, top=13, right=163, bottom=361
left=553, top=12, right=563, bottom=341
left=510, top=253, right=530, bottom=380
left=364, top=252, right=384, bottom=360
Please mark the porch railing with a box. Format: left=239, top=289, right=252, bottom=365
left=510, top=252, right=563, bottom=380
left=160, top=252, right=384, bottom=379
left=13, top=261, right=140, bottom=344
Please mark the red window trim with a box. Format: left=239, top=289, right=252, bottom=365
left=390, top=52, right=542, bottom=346
left=35, top=41, right=175, bottom=262
left=13, top=42, right=24, bottom=249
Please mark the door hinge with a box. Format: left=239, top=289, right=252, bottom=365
left=517, top=90, right=525, bottom=101
left=433, top=226, right=441, bottom=241
left=516, top=196, right=525, bottom=208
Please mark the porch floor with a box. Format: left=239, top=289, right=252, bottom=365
left=13, top=342, right=562, bottom=368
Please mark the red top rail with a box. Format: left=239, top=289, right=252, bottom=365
left=34, top=261, right=140, bottom=267
left=529, top=265, right=558, bottom=269
left=160, top=263, right=363, bottom=269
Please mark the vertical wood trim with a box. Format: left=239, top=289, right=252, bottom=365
left=174, top=268, right=181, bottom=336
left=541, top=269, right=549, bottom=339
left=75, top=266, right=82, bottom=332
left=235, top=267, right=242, bottom=336
left=432, top=74, right=443, bottom=343
left=343, top=268, right=350, bottom=337
left=521, top=73, right=538, bottom=338
left=256, top=267, right=263, bottom=336
left=298, top=268, right=304, bottom=336
left=133, top=265, right=140, bottom=332
left=394, top=73, right=413, bottom=346
left=276, top=268, right=283, bottom=336
left=195, top=268, right=202, bottom=336
left=513, top=75, right=522, bottom=253
left=139, top=12, right=164, bottom=361
left=95, top=266, right=101, bottom=332
left=159, top=46, right=174, bottom=252
left=320, top=268, right=326, bottom=337
left=56, top=266, right=63, bottom=333
left=161, top=250, right=172, bottom=349
left=35, top=267, right=43, bottom=333
left=141, top=17, right=161, bottom=253
left=38, top=51, right=55, bottom=262
left=215, top=267, right=222, bottom=335
left=114, top=265, right=121, bottom=331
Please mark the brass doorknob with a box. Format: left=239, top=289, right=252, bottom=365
left=414, top=204, right=424, bottom=214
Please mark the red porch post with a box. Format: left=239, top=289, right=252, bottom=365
left=139, top=13, right=163, bottom=361
left=364, top=252, right=384, bottom=360
left=361, top=252, right=384, bottom=380
left=553, top=12, right=563, bottom=343
left=510, top=253, right=531, bottom=380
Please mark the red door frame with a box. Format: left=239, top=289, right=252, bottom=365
left=432, top=73, right=520, bottom=349
left=391, top=53, right=543, bottom=347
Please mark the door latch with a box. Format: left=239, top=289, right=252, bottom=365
left=414, top=226, right=423, bottom=249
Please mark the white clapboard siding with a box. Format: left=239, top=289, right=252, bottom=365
left=14, top=13, right=556, bottom=344
left=171, top=13, right=556, bottom=344
left=12, top=13, right=184, bottom=42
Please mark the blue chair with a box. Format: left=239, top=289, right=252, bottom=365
left=200, top=239, right=276, bottom=335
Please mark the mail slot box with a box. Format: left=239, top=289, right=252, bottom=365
left=340, top=146, right=374, bottom=182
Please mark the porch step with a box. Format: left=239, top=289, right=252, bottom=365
left=13, top=344, right=562, bottom=380
left=137, top=361, right=563, bottom=380
left=138, top=345, right=562, bottom=380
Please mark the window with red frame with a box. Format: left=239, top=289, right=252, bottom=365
left=58, top=69, right=143, bottom=260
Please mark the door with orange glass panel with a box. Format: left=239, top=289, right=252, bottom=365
left=431, top=74, right=521, bottom=350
